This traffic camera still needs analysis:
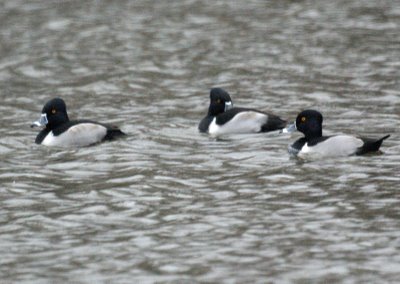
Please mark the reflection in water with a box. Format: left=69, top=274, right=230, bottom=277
left=0, top=1, right=399, bottom=282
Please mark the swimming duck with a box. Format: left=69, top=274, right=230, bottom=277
left=31, top=98, right=125, bottom=147
left=199, top=88, right=287, bottom=136
left=285, top=109, right=390, bottom=159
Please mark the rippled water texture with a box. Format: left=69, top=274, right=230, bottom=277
left=1, top=1, right=399, bottom=283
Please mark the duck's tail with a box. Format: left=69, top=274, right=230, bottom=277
left=356, top=134, right=390, bottom=155
left=105, top=127, right=126, bottom=140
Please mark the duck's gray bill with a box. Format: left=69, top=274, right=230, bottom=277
left=280, top=122, right=296, bottom=134
left=31, top=113, right=48, bottom=128
left=224, top=101, right=233, bottom=112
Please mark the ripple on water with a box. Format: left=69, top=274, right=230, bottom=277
left=0, top=0, right=400, bottom=283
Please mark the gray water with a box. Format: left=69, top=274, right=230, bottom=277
left=1, top=1, right=399, bottom=283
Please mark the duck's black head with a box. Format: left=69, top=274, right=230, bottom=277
left=295, top=109, right=323, bottom=140
left=208, top=88, right=233, bottom=116
left=43, top=98, right=69, bottom=129
left=32, top=98, right=70, bottom=130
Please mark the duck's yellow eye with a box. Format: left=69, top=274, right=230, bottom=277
left=301, top=116, right=306, bottom=122
left=51, top=109, right=56, bottom=114
left=216, top=99, right=221, bottom=104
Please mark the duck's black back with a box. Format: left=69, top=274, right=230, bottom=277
left=356, top=135, right=390, bottom=155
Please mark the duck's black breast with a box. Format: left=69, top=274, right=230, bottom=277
left=35, top=129, right=51, bottom=144
left=288, top=137, right=307, bottom=155
left=198, top=116, right=214, bottom=133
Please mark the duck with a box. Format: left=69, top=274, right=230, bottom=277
left=285, top=109, right=390, bottom=159
left=198, top=88, right=287, bottom=136
left=31, top=97, right=125, bottom=147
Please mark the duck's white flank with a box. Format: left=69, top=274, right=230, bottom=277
left=298, top=135, right=363, bottom=160
left=42, top=123, right=107, bottom=147
left=208, top=111, right=268, bottom=136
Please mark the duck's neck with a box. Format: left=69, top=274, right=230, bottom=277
left=47, top=113, right=69, bottom=130
left=208, top=104, right=219, bottom=116
left=305, top=129, right=322, bottom=141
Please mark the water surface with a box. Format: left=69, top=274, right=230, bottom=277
left=0, top=1, right=399, bottom=283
